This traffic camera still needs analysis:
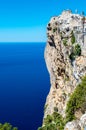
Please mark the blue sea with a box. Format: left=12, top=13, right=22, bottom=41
left=0, top=42, right=50, bottom=130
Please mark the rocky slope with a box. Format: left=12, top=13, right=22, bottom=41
left=38, top=10, right=86, bottom=130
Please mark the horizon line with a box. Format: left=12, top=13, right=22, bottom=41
left=0, top=41, right=46, bottom=43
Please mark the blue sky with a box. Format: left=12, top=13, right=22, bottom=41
left=0, top=0, right=85, bottom=42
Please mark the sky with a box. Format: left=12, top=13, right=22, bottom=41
left=0, top=0, right=86, bottom=42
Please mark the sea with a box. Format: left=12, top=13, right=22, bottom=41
left=0, top=42, right=50, bottom=130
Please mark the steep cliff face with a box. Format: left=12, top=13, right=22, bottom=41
left=39, top=10, right=86, bottom=130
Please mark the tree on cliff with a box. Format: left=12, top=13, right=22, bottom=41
left=0, top=123, right=18, bottom=130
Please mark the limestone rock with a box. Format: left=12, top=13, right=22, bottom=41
left=43, top=10, right=86, bottom=129
left=64, top=114, right=86, bottom=130
left=80, top=114, right=86, bottom=128
left=64, top=120, right=81, bottom=130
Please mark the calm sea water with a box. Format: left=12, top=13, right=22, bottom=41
left=0, top=42, right=50, bottom=130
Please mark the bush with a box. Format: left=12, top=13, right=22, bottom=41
left=66, top=76, right=86, bottom=123
left=69, top=52, right=76, bottom=61
left=46, top=124, right=57, bottom=130
left=53, top=28, right=57, bottom=33
left=69, top=44, right=81, bottom=61
left=38, top=76, right=86, bottom=129
left=38, top=126, right=47, bottom=130
left=53, top=112, right=65, bottom=130
left=81, top=102, right=86, bottom=114
left=71, top=31, right=75, bottom=44
left=38, top=124, right=57, bottom=130
left=44, top=115, right=53, bottom=125
left=63, top=39, right=67, bottom=46
left=38, top=112, right=65, bottom=130
left=0, top=123, right=18, bottom=130
left=54, top=107, right=58, bottom=112
left=74, top=44, right=81, bottom=56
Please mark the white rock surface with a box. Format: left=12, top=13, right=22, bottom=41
left=43, top=10, right=86, bottom=129
left=64, top=114, right=86, bottom=130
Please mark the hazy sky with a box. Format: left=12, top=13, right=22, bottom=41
left=0, top=0, right=85, bottom=42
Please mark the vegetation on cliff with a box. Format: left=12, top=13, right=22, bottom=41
left=41, top=10, right=86, bottom=130
left=69, top=44, right=81, bottom=61
left=71, top=31, right=76, bottom=44
left=38, top=112, right=65, bottom=130
left=66, top=75, right=86, bottom=122
left=38, top=76, right=86, bottom=130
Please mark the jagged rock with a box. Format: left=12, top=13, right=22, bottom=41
left=42, top=10, right=86, bottom=130
left=64, top=114, right=86, bottom=130
left=80, top=114, right=86, bottom=128
left=64, top=120, right=81, bottom=130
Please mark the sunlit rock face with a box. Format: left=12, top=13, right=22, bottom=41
left=80, top=114, right=86, bottom=128
left=64, top=120, right=81, bottom=130
left=43, top=10, right=86, bottom=129
left=64, top=114, right=86, bottom=130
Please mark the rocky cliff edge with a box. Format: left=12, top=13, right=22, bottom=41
left=39, top=10, right=86, bottom=130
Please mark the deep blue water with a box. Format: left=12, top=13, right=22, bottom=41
left=0, top=42, right=50, bottom=130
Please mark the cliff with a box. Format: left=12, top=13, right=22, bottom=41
left=38, top=10, right=86, bottom=130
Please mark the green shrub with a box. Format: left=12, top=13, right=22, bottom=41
left=46, top=124, right=57, bottom=130
left=63, top=39, right=67, bottom=46
left=38, top=124, right=57, bottom=130
left=0, top=123, right=18, bottom=130
left=69, top=52, right=76, bottom=61
left=69, top=44, right=81, bottom=61
left=38, top=126, right=47, bottom=130
left=54, top=107, right=58, bottom=112
left=44, top=115, right=53, bottom=125
left=53, top=112, right=65, bottom=130
left=81, top=102, right=86, bottom=114
left=38, top=76, right=86, bottom=129
left=53, top=28, right=57, bottom=33
left=71, top=31, right=75, bottom=44
left=66, top=76, right=86, bottom=123
left=38, top=112, right=65, bottom=130
left=74, top=44, right=81, bottom=56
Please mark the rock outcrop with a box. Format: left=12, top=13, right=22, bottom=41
left=38, top=10, right=86, bottom=130
left=64, top=114, right=86, bottom=130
